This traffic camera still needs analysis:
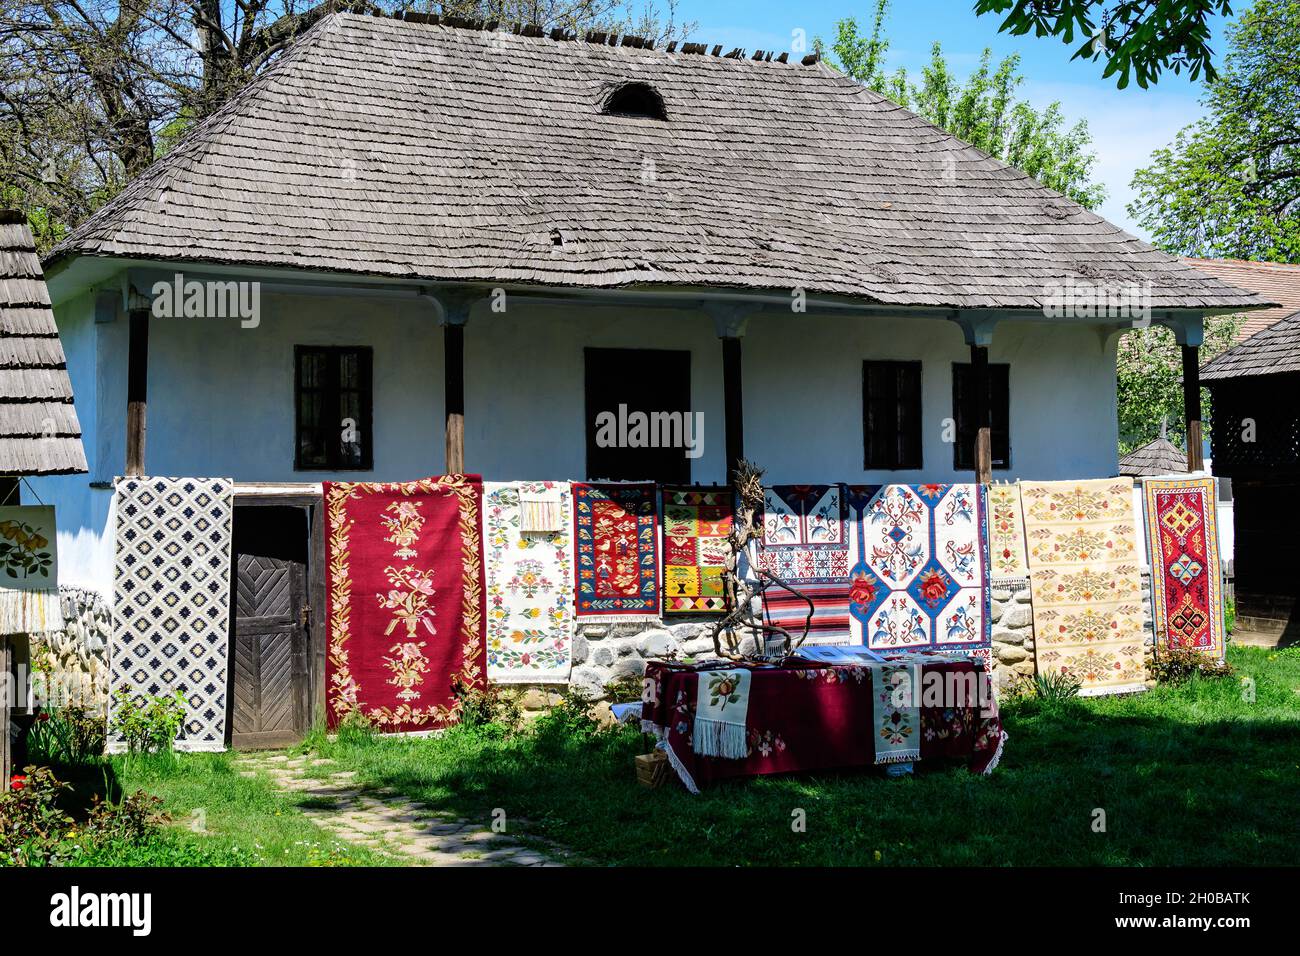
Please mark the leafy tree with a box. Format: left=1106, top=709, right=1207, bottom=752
left=821, top=0, right=1106, bottom=208
left=1116, top=317, right=1240, bottom=456
left=1128, top=0, right=1300, bottom=261
left=0, top=0, right=693, bottom=252
left=973, top=0, right=1234, bottom=89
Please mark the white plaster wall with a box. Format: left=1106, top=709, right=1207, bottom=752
left=744, top=311, right=1119, bottom=484
left=32, top=291, right=1121, bottom=597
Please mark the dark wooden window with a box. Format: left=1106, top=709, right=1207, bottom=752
left=952, top=362, right=1011, bottom=470
left=294, top=346, right=373, bottom=471
left=863, top=361, right=923, bottom=470
left=585, top=347, right=691, bottom=484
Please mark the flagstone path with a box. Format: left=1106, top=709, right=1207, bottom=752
left=233, top=751, right=569, bottom=867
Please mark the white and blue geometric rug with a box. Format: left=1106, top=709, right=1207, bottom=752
left=108, top=477, right=234, bottom=753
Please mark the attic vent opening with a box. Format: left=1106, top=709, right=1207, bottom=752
left=602, top=81, right=668, bottom=120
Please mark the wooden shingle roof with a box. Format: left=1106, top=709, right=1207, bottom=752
left=1201, top=309, right=1300, bottom=381
left=0, top=212, right=88, bottom=476
left=0, top=211, right=88, bottom=475
left=1180, top=258, right=1300, bottom=341
left=48, top=14, right=1268, bottom=313
left=1118, top=437, right=1186, bottom=476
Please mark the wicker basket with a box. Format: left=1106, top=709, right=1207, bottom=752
left=635, top=750, right=670, bottom=789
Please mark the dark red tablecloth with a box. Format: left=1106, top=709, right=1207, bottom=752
left=641, top=658, right=1005, bottom=792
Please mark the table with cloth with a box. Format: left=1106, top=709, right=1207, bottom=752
left=641, top=658, right=1006, bottom=793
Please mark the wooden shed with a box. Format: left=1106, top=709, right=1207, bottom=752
left=1202, top=309, right=1300, bottom=644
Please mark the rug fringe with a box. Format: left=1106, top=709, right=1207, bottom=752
left=692, top=716, right=748, bottom=759
left=1078, top=683, right=1147, bottom=698
left=657, top=738, right=700, bottom=794
left=981, top=730, right=1008, bottom=775
left=876, top=749, right=920, bottom=765
left=575, top=614, right=661, bottom=624
left=0, top=588, right=63, bottom=636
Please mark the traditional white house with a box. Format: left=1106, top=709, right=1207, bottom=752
left=33, top=14, right=1264, bottom=640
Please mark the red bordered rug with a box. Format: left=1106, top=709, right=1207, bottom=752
left=323, top=475, right=485, bottom=733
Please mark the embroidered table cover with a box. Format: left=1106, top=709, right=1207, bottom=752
left=324, top=475, right=486, bottom=733
left=642, top=658, right=1004, bottom=793
left=845, top=484, right=992, bottom=669
left=1142, top=476, right=1226, bottom=659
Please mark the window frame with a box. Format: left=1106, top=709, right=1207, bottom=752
left=951, top=361, right=1011, bottom=471
left=862, top=360, right=924, bottom=471
left=293, top=345, right=374, bottom=472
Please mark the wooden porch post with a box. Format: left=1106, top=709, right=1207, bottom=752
left=955, top=313, right=997, bottom=485
left=708, top=304, right=750, bottom=487
left=722, top=337, right=744, bottom=486
left=125, top=308, right=149, bottom=477
left=1182, top=344, right=1204, bottom=472
left=444, top=321, right=465, bottom=475
left=970, top=343, right=992, bottom=485
left=439, top=294, right=473, bottom=476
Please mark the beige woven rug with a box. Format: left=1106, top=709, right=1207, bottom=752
left=1021, top=478, right=1147, bottom=697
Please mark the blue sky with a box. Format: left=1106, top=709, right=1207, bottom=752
left=675, top=0, right=1235, bottom=239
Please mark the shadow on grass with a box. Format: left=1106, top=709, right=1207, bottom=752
left=318, top=701, right=1300, bottom=867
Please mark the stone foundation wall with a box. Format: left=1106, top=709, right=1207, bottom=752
left=29, top=587, right=111, bottom=711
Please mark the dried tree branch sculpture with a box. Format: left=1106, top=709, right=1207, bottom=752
left=710, top=460, right=814, bottom=660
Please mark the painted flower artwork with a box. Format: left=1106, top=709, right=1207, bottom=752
left=0, top=518, right=52, bottom=580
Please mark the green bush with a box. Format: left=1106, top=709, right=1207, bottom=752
left=1152, top=646, right=1235, bottom=684
left=603, top=675, right=644, bottom=704
left=0, top=765, right=175, bottom=866
left=0, top=766, right=74, bottom=866
left=457, top=683, right=524, bottom=732
left=110, top=687, right=187, bottom=754
left=27, top=706, right=106, bottom=764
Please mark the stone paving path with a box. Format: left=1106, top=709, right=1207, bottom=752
left=233, top=751, right=568, bottom=866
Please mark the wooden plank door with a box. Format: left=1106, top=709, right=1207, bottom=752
left=230, top=554, right=310, bottom=749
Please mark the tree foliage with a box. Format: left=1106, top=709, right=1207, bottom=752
left=973, top=0, right=1234, bottom=89
left=1116, top=316, right=1240, bottom=456
left=1128, top=0, right=1300, bottom=261
left=0, top=0, right=693, bottom=252
left=822, top=0, right=1106, bottom=209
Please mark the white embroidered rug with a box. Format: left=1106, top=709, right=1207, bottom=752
left=870, top=661, right=920, bottom=764
left=693, top=666, right=752, bottom=758
left=108, top=477, right=234, bottom=752
left=0, top=505, right=64, bottom=636
left=484, top=481, right=575, bottom=684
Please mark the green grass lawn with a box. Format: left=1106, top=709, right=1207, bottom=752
left=48, top=753, right=393, bottom=866
left=37, top=643, right=1300, bottom=867
left=294, top=644, right=1300, bottom=867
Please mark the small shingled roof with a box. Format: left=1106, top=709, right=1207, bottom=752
left=1180, top=257, right=1300, bottom=341
left=1118, top=437, right=1186, bottom=477
left=1201, top=309, right=1300, bottom=382
left=48, top=13, right=1269, bottom=313
left=0, top=211, right=88, bottom=475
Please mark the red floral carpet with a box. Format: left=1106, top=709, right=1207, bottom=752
left=324, top=475, right=485, bottom=733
